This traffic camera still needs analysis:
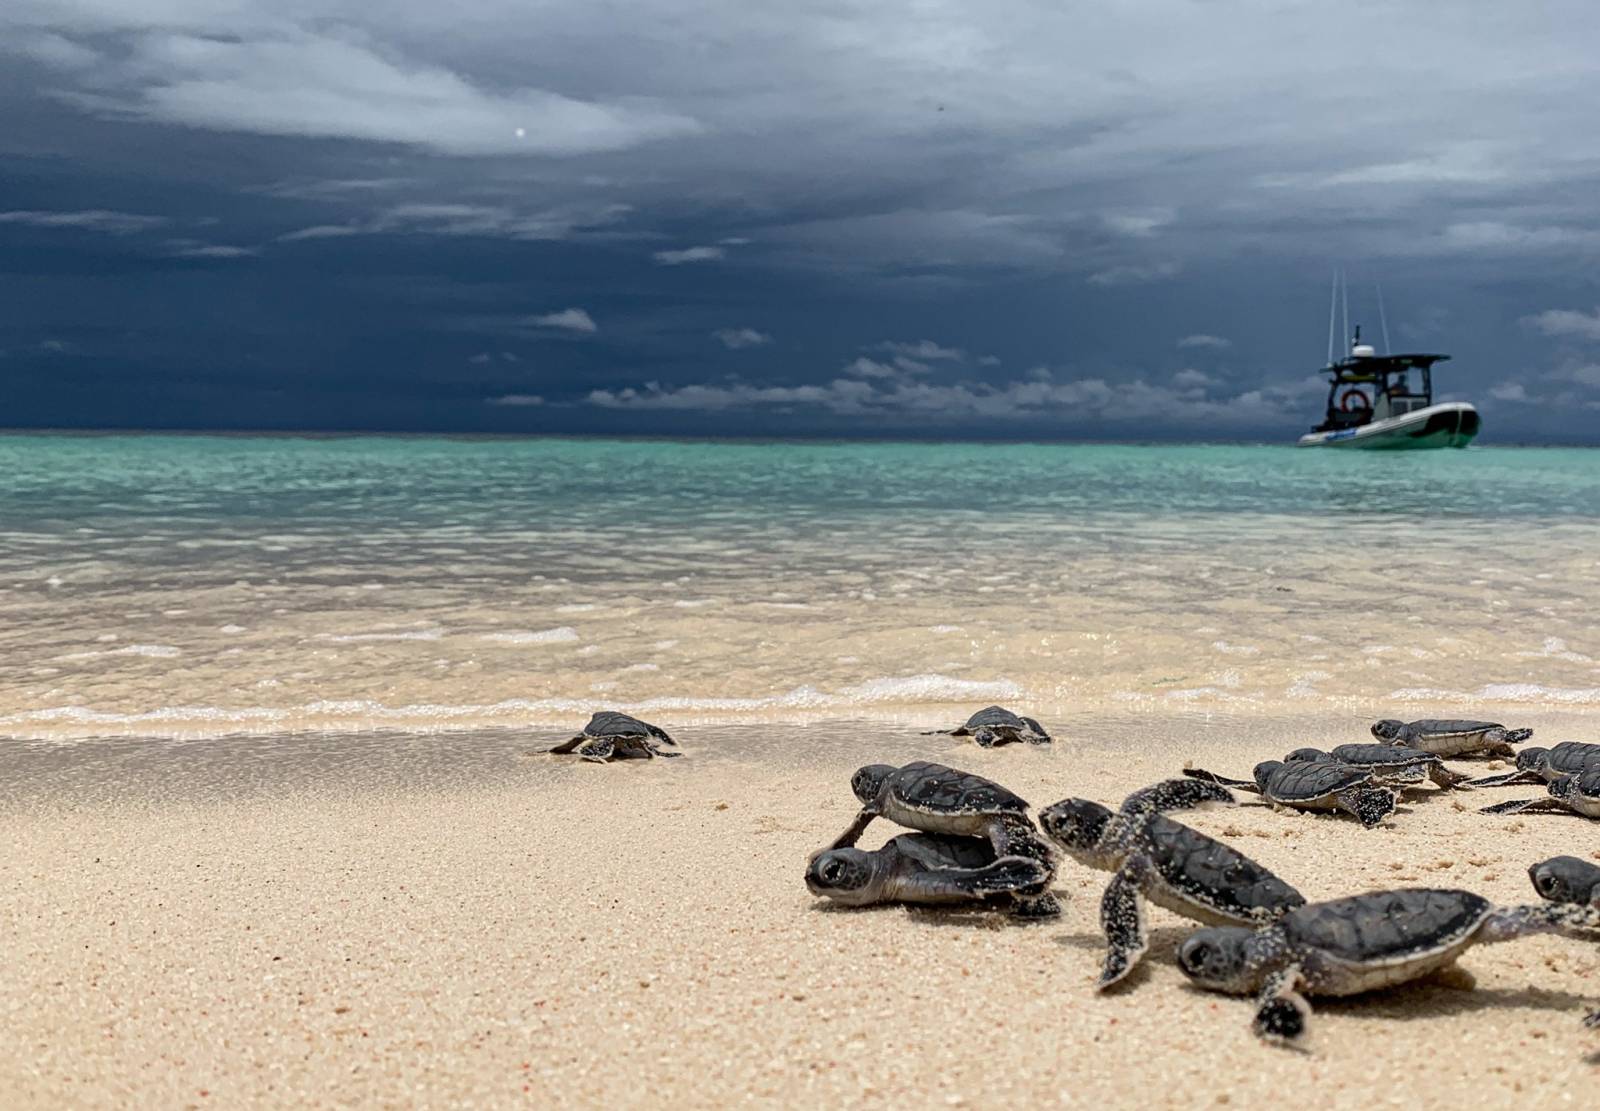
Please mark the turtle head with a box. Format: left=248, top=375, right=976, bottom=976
left=1370, top=719, right=1407, bottom=744
left=1176, top=927, right=1257, bottom=994
left=1528, top=856, right=1598, bottom=906
left=1514, top=747, right=1549, bottom=772
left=1037, top=798, right=1114, bottom=855
left=1283, top=747, right=1331, bottom=764
left=1250, top=761, right=1284, bottom=791
left=850, top=764, right=895, bottom=804
left=805, top=848, right=878, bottom=903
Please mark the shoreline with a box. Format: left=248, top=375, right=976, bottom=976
left=3, top=714, right=1595, bottom=1106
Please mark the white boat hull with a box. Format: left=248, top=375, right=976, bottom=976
left=1297, top=402, right=1480, bottom=450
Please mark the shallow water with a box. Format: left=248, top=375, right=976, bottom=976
left=1, top=434, right=1598, bottom=737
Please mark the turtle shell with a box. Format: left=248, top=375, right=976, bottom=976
left=1279, top=889, right=1491, bottom=963
left=887, top=761, right=1030, bottom=816
left=1260, top=760, right=1372, bottom=801
left=584, top=711, right=667, bottom=740
left=1143, top=814, right=1305, bottom=921
left=1548, top=741, right=1600, bottom=775
left=1405, top=719, right=1502, bottom=739
left=1327, top=744, right=1438, bottom=767
left=962, top=705, right=1027, bottom=731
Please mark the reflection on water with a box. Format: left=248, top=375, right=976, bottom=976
left=0, top=435, right=1598, bottom=737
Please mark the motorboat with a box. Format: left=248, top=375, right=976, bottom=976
left=1297, top=326, right=1479, bottom=450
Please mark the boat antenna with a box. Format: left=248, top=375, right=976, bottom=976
left=1341, top=270, right=1350, bottom=354
left=1326, top=270, right=1339, bottom=364
left=1375, top=283, right=1392, bottom=354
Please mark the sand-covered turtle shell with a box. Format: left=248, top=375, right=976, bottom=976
left=886, top=761, right=1031, bottom=817
left=1141, top=814, right=1305, bottom=920
left=1279, top=888, right=1491, bottom=963
left=961, top=706, right=1029, bottom=731
left=582, top=711, right=673, bottom=742
left=1325, top=744, right=1443, bottom=768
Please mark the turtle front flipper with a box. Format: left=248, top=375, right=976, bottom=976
left=1096, top=862, right=1149, bottom=992
left=1501, top=728, right=1534, bottom=744
left=894, top=855, right=1048, bottom=904
left=1122, top=777, right=1234, bottom=819
left=1477, top=901, right=1600, bottom=942
left=578, top=736, right=617, bottom=762
left=1467, top=769, right=1541, bottom=788
left=1427, top=764, right=1474, bottom=790
left=546, top=734, right=586, bottom=755
left=1182, top=767, right=1258, bottom=792
left=1020, top=717, right=1052, bottom=744
left=1480, top=797, right=1567, bottom=816
left=1252, top=966, right=1312, bottom=1044
left=1585, top=1008, right=1599, bottom=1029
left=1336, top=787, right=1396, bottom=828
left=827, top=807, right=880, bottom=851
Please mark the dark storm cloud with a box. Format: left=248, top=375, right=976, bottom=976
left=4, top=1, right=1600, bottom=439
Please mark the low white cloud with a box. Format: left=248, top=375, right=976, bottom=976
left=0, top=209, right=168, bottom=234
left=1523, top=307, right=1600, bottom=341
left=713, top=328, right=771, bottom=349
left=843, top=357, right=899, bottom=379
left=1087, top=261, right=1180, bottom=286
left=527, top=308, right=597, bottom=333
left=487, top=394, right=545, bottom=406
left=875, top=339, right=964, bottom=361
left=654, top=245, right=725, bottom=265
left=1488, top=382, right=1529, bottom=402
left=1177, top=333, right=1232, bottom=350
left=171, top=244, right=257, bottom=258
left=278, top=224, right=361, bottom=241
left=1171, top=368, right=1218, bottom=391
left=1102, top=209, right=1174, bottom=238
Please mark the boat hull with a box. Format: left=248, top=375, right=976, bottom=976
left=1297, top=402, right=1480, bottom=450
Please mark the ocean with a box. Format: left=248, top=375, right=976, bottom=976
left=2, top=433, right=1598, bottom=738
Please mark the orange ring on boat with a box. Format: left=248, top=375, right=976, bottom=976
left=1339, top=389, right=1370, bottom=412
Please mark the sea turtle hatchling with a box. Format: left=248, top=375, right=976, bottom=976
left=1284, top=745, right=1472, bottom=791
left=923, top=705, right=1052, bottom=746
left=1371, top=718, right=1532, bottom=759
left=1176, top=887, right=1600, bottom=1042
left=805, top=833, right=1049, bottom=913
left=1529, top=855, right=1600, bottom=908
left=546, top=711, right=680, bottom=762
left=826, top=761, right=1061, bottom=917
left=1038, top=779, right=1306, bottom=990
left=1479, top=766, right=1600, bottom=820
left=1184, top=760, right=1397, bottom=828
left=1469, top=741, right=1600, bottom=788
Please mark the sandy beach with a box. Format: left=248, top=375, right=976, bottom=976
left=3, top=711, right=1595, bottom=1108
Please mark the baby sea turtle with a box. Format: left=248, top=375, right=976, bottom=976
left=546, top=711, right=680, bottom=762
left=827, top=761, right=1060, bottom=917
left=1177, top=887, right=1600, bottom=1042
left=923, top=705, right=1051, bottom=746
left=1184, top=760, right=1397, bottom=828
left=1039, top=779, right=1306, bottom=990
left=1529, top=855, right=1600, bottom=908
left=1480, top=766, right=1600, bottom=819
left=805, top=833, right=1049, bottom=912
left=1371, top=718, right=1531, bottom=758
left=1284, top=744, right=1471, bottom=791
left=1469, top=741, right=1600, bottom=787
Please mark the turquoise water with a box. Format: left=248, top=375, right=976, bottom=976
left=1, top=434, right=1598, bottom=737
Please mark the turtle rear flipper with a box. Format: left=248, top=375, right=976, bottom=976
left=1020, top=716, right=1052, bottom=743
left=898, top=855, right=1048, bottom=903
left=1183, top=766, right=1258, bottom=792
left=1337, top=787, right=1396, bottom=828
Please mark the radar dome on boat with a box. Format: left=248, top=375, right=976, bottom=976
left=1351, top=343, right=1377, bottom=357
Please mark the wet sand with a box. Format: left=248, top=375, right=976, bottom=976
left=2, top=712, right=1595, bottom=1107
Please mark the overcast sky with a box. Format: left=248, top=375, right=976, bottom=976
left=4, top=1, right=1600, bottom=440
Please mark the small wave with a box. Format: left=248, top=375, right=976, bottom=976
left=55, top=644, right=182, bottom=661
left=325, top=630, right=443, bottom=642
left=481, top=627, right=580, bottom=645
left=1212, top=641, right=1260, bottom=656
left=1389, top=683, right=1600, bottom=705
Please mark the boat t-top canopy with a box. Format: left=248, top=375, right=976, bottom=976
left=1323, top=351, right=1450, bottom=382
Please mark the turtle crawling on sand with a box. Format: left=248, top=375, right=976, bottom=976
left=1184, top=761, right=1397, bottom=828
left=1039, top=779, right=1305, bottom=990
left=923, top=706, right=1052, bottom=746
left=1469, top=741, right=1600, bottom=787
left=1480, top=766, right=1600, bottom=820
left=1529, top=855, right=1600, bottom=908
left=546, top=711, right=680, bottom=762
left=1284, top=744, right=1472, bottom=791
left=1371, top=718, right=1531, bottom=758
left=826, top=761, right=1060, bottom=917
left=805, top=833, right=1049, bottom=912
left=1177, top=887, right=1600, bottom=1043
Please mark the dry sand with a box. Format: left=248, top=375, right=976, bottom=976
left=2, top=713, right=1596, bottom=1108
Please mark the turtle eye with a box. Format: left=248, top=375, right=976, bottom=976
left=822, top=860, right=843, bottom=883
left=1535, top=872, right=1560, bottom=898
left=1180, top=942, right=1210, bottom=974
